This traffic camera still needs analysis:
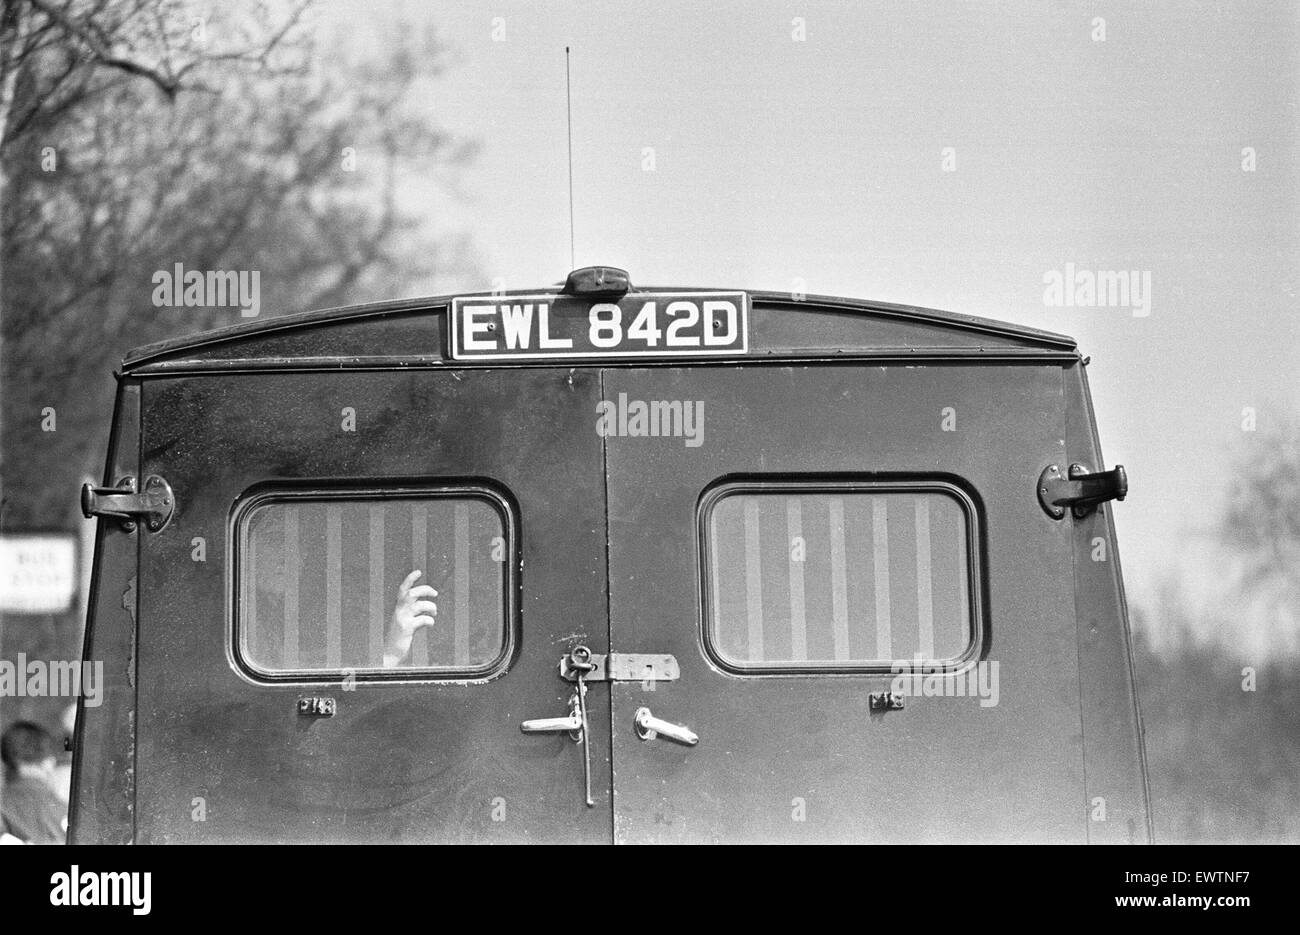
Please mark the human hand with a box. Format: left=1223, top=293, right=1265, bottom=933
left=382, top=570, right=438, bottom=667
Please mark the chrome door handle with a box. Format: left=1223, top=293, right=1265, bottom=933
left=634, top=707, right=698, bottom=746
left=521, top=691, right=583, bottom=737
left=520, top=714, right=583, bottom=734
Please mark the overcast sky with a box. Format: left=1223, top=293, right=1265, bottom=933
left=319, top=1, right=1299, bottom=652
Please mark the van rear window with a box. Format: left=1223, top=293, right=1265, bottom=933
left=234, top=488, right=513, bottom=680
left=701, top=482, right=979, bottom=672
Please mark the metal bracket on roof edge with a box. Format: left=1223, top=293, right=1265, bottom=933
left=1038, top=462, right=1127, bottom=520
left=81, top=474, right=175, bottom=533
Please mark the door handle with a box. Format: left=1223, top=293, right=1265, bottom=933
left=634, top=706, right=698, bottom=746
left=520, top=692, right=583, bottom=738
left=520, top=713, right=583, bottom=734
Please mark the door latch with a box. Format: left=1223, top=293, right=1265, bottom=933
left=559, top=647, right=680, bottom=683
left=521, top=645, right=596, bottom=807
left=523, top=645, right=687, bottom=807
left=1037, top=463, right=1127, bottom=519
left=297, top=696, right=337, bottom=717
left=81, top=475, right=175, bottom=532
left=869, top=691, right=905, bottom=711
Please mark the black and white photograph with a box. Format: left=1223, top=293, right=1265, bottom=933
left=0, top=0, right=1291, bottom=910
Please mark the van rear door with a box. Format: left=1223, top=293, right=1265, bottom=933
left=602, top=363, right=1086, bottom=842
left=134, top=367, right=612, bottom=842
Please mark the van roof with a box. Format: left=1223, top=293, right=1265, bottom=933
left=121, top=286, right=1078, bottom=373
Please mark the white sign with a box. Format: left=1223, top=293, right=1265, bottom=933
left=0, top=535, right=77, bottom=614
left=450, top=292, right=749, bottom=360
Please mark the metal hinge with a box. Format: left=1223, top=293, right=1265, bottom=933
left=559, top=647, right=680, bottom=683
left=81, top=475, right=175, bottom=533
left=869, top=691, right=905, bottom=711
left=1037, top=462, right=1127, bottom=520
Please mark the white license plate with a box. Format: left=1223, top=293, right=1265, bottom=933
left=449, top=292, right=749, bottom=360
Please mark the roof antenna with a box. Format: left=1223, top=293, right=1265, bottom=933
left=565, top=46, right=575, bottom=270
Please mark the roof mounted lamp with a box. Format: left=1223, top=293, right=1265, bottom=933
left=562, top=266, right=631, bottom=298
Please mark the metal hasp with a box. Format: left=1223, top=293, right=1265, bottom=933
left=1037, top=462, right=1128, bottom=519
left=869, top=691, right=905, bottom=711
left=297, top=697, right=336, bottom=717
left=81, top=475, right=175, bottom=532
left=559, top=651, right=680, bottom=683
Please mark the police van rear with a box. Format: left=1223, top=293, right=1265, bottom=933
left=71, top=267, right=1149, bottom=843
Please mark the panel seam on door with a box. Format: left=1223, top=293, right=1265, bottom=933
left=599, top=367, right=617, bottom=845
left=132, top=383, right=144, bottom=844
left=1062, top=363, right=1092, bottom=843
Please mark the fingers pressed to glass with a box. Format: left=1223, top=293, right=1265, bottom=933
left=410, top=600, right=438, bottom=616
left=407, top=585, right=438, bottom=601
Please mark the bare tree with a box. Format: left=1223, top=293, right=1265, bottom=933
left=1132, top=413, right=1300, bottom=843
left=0, top=0, right=315, bottom=515
left=1220, top=413, right=1300, bottom=639
left=0, top=1, right=476, bottom=530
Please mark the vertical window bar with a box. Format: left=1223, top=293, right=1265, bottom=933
left=871, top=497, right=892, bottom=661
left=283, top=505, right=299, bottom=668
left=326, top=504, right=342, bottom=668
left=956, top=524, right=971, bottom=650
left=368, top=504, right=385, bottom=666
left=743, top=497, right=765, bottom=662
left=709, top=510, right=725, bottom=653
left=786, top=498, right=807, bottom=661
left=411, top=502, right=429, bottom=667
left=454, top=502, right=470, bottom=667
left=828, top=498, right=850, bottom=661
left=914, top=497, right=934, bottom=661
left=247, top=521, right=257, bottom=653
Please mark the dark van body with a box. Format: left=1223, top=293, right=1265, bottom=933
left=71, top=272, right=1150, bottom=843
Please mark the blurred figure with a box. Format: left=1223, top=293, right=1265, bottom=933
left=51, top=704, right=77, bottom=806
left=1, top=721, right=67, bottom=844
